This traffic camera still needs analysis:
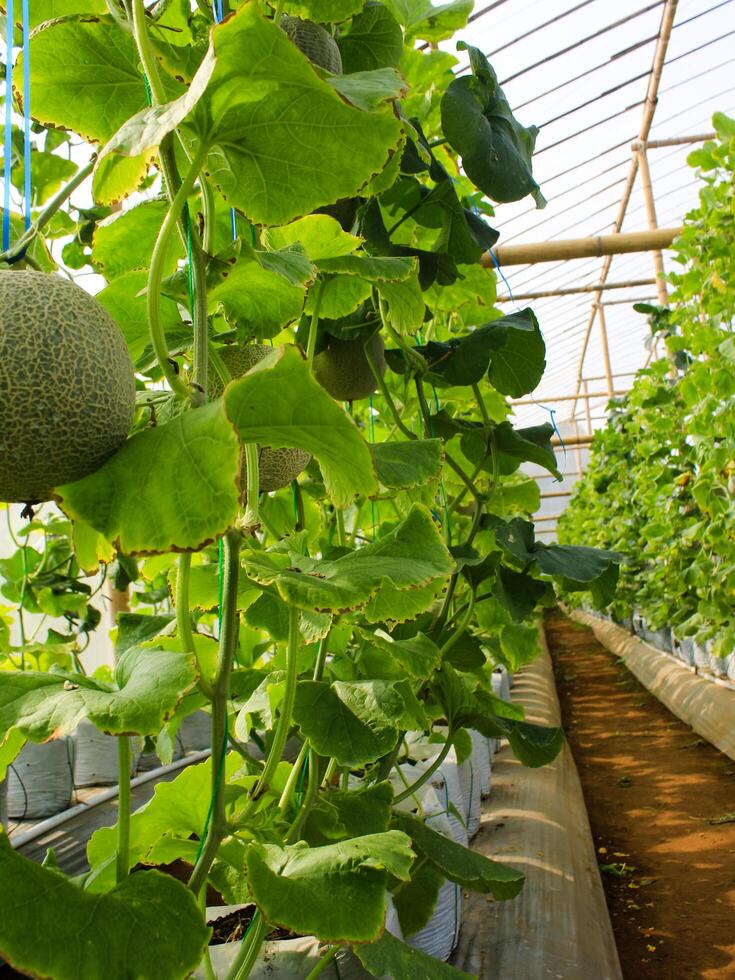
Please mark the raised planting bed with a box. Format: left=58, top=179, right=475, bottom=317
left=572, top=610, right=735, bottom=763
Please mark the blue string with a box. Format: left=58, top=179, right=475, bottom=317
left=21, top=0, right=30, bottom=231
left=211, top=1, right=238, bottom=242
left=3, top=0, right=15, bottom=251
left=368, top=394, right=378, bottom=542
left=486, top=248, right=521, bottom=315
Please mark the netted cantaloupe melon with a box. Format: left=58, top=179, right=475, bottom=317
left=313, top=332, right=386, bottom=402
left=0, top=271, right=135, bottom=503
left=209, top=344, right=311, bottom=494
left=281, top=15, right=343, bottom=74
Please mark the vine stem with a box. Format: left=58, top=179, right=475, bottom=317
left=250, top=604, right=300, bottom=800
left=415, top=377, right=483, bottom=503
left=393, top=735, right=453, bottom=805
left=132, top=0, right=167, bottom=104
left=304, top=947, right=338, bottom=980
left=187, top=529, right=241, bottom=896
left=116, top=736, right=131, bottom=882
left=147, top=142, right=210, bottom=400
left=365, top=343, right=415, bottom=441
left=224, top=910, right=269, bottom=980
left=0, top=158, right=96, bottom=264
left=305, top=280, right=325, bottom=366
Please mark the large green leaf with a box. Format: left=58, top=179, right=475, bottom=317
left=263, top=214, right=362, bottom=260
left=393, top=811, right=524, bottom=898
left=57, top=399, right=241, bottom=555
left=24, top=15, right=147, bottom=142
left=208, top=249, right=311, bottom=340
left=11, top=150, right=77, bottom=206
left=243, top=504, right=453, bottom=614
left=327, top=68, right=407, bottom=112
left=0, top=647, right=198, bottom=757
left=293, top=679, right=405, bottom=765
left=282, top=0, right=366, bottom=19
left=0, top=835, right=209, bottom=980
left=441, top=44, right=545, bottom=207
left=356, top=628, right=442, bottom=680
left=382, top=0, right=472, bottom=41
left=337, top=3, right=404, bottom=73
left=183, top=4, right=402, bottom=226
left=246, top=831, right=414, bottom=943
left=304, top=782, right=394, bottom=845
left=223, top=345, right=377, bottom=506
left=92, top=199, right=184, bottom=280
left=10, top=0, right=106, bottom=29
left=356, top=930, right=473, bottom=979
left=371, top=439, right=443, bottom=489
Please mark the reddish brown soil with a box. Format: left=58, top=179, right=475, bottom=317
left=545, top=610, right=735, bottom=980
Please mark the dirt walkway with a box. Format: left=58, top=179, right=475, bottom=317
left=545, top=610, right=735, bottom=980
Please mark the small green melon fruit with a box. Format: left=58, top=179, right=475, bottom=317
left=281, top=15, right=343, bottom=74
left=313, top=333, right=386, bottom=402
left=209, top=344, right=311, bottom=494
left=0, top=271, right=135, bottom=504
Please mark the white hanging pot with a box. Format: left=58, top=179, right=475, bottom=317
left=458, top=751, right=481, bottom=839
left=178, top=710, right=211, bottom=752
left=72, top=722, right=142, bottom=788
left=694, top=642, right=712, bottom=673
left=201, top=926, right=321, bottom=979
left=7, top=739, right=74, bottom=820
left=470, top=729, right=491, bottom=799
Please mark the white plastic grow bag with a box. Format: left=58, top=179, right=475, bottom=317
left=693, top=642, right=711, bottom=673
left=471, top=729, right=492, bottom=799
left=403, top=738, right=468, bottom=847
left=7, top=739, right=74, bottom=819
left=457, top=750, right=481, bottom=839
left=72, top=722, right=142, bottom=787
left=0, top=777, right=7, bottom=830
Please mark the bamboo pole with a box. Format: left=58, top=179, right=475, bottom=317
left=595, top=303, right=615, bottom=397
left=541, top=490, right=573, bottom=499
left=601, top=294, right=658, bottom=306
left=495, top=278, right=656, bottom=302
left=512, top=389, right=628, bottom=405
left=632, top=133, right=715, bottom=149
left=583, top=380, right=592, bottom=434
left=570, top=0, right=679, bottom=415
left=637, top=147, right=669, bottom=308
left=483, top=227, right=681, bottom=267
left=551, top=433, right=595, bottom=448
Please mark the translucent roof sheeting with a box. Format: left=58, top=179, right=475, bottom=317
left=446, top=0, right=734, bottom=429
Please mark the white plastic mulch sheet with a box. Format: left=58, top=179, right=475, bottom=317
left=7, top=738, right=74, bottom=819
left=72, top=721, right=142, bottom=788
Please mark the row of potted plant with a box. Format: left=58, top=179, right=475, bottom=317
left=559, top=113, right=735, bottom=687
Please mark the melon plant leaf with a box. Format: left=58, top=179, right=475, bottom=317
left=11, top=0, right=106, bottom=29
left=0, top=835, right=209, bottom=980
left=493, top=565, right=550, bottom=623
left=314, top=254, right=416, bottom=282
left=92, top=199, right=184, bottom=281
left=87, top=755, right=242, bottom=892
left=441, top=43, right=545, bottom=207
left=305, top=274, right=373, bottom=318
left=534, top=544, right=621, bottom=582
left=11, top=150, right=77, bottom=206
left=246, top=831, right=414, bottom=943
left=356, top=629, right=442, bottom=680
left=304, top=781, right=394, bottom=845
left=393, top=857, right=444, bottom=937
left=0, top=208, right=56, bottom=270
left=356, top=930, right=474, bottom=979
left=501, top=719, right=565, bottom=768
left=24, top=15, right=147, bottom=143
left=263, top=214, right=362, bottom=260
left=393, top=811, right=525, bottom=898
left=376, top=274, right=427, bottom=332
left=57, top=399, right=241, bottom=555
left=115, top=612, right=174, bottom=656
left=223, top=345, right=377, bottom=506
left=327, top=68, right=407, bottom=111
left=371, top=439, right=443, bottom=489
left=208, top=249, right=311, bottom=340
left=0, top=647, right=198, bottom=755
left=337, top=3, right=404, bottom=73
left=382, top=0, right=472, bottom=41
left=460, top=422, right=560, bottom=479
left=183, top=4, right=402, bottom=226
left=242, top=505, right=453, bottom=613
left=293, top=679, right=405, bottom=765
left=362, top=575, right=447, bottom=626
left=180, top=564, right=260, bottom=612
left=281, top=0, right=366, bottom=20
